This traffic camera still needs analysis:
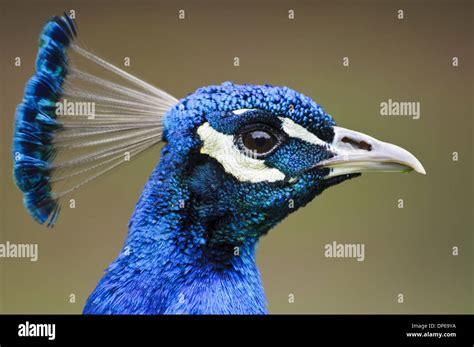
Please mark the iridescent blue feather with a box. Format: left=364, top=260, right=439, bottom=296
left=12, top=14, right=174, bottom=227
left=12, top=15, right=76, bottom=226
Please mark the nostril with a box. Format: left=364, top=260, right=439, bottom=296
left=341, top=137, right=372, bottom=151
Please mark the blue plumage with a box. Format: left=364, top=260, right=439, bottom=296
left=13, top=15, right=75, bottom=226
left=13, top=15, right=425, bottom=314
left=82, top=83, right=352, bottom=314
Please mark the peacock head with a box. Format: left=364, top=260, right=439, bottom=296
left=159, top=82, right=425, bottom=248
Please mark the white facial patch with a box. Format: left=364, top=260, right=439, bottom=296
left=197, top=122, right=286, bottom=183
left=278, top=117, right=330, bottom=149
left=232, top=108, right=257, bottom=115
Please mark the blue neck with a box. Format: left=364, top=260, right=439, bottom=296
left=84, top=147, right=268, bottom=314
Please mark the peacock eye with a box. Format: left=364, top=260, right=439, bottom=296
left=242, top=130, right=276, bottom=152
left=235, top=124, right=283, bottom=159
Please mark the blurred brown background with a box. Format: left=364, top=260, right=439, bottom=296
left=0, top=0, right=472, bottom=313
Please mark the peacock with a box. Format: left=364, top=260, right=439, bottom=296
left=12, top=15, right=425, bottom=314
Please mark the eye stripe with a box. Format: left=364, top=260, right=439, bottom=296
left=197, top=122, right=286, bottom=183
left=279, top=117, right=330, bottom=149
left=232, top=108, right=257, bottom=115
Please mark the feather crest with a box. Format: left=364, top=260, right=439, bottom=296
left=12, top=14, right=177, bottom=226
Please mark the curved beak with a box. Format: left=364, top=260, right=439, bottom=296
left=317, top=126, right=426, bottom=178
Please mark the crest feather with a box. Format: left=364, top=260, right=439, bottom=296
left=12, top=14, right=178, bottom=226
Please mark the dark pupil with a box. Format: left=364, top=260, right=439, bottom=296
left=242, top=130, right=276, bottom=154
